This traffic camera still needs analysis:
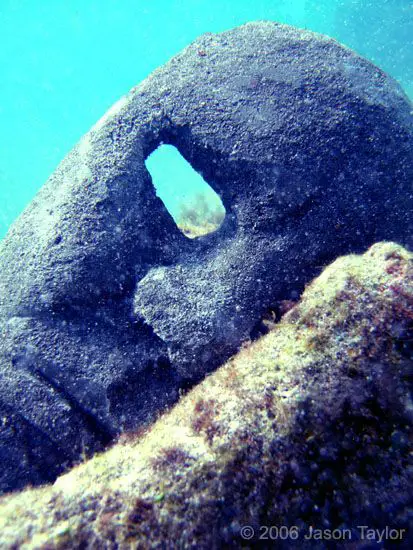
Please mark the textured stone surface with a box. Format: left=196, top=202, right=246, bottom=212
left=0, top=21, right=412, bottom=493
left=0, top=242, right=412, bottom=549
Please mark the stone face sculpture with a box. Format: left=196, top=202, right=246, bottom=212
left=0, top=21, right=412, bottom=494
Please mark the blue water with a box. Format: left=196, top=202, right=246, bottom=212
left=0, top=0, right=412, bottom=238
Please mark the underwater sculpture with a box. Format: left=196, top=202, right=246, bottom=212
left=0, top=21, right=412, bottom=493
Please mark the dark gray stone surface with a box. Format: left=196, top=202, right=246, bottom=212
left=0, top=21, right=412, bottom=493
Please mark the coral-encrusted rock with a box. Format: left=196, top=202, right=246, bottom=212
left=0, top=21, right=413, bottom=493
left=0, top=242, right=412, bottom=548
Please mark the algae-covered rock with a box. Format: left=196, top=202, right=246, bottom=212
left=0, top=242, right=412, bottom=549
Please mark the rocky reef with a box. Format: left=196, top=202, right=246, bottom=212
left=0, top=242, right=412, bottom=548
left=0, top=20, right=412, bottom=494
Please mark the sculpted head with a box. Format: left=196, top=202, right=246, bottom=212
left=0, top=22, right=412, bottom=492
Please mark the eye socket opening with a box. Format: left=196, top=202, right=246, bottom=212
left=145, top=144, right=226, bottom=239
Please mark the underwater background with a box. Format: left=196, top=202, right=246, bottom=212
left=0, top=0, right=412, bottom=239
left=1, top=4, right=413, bottom=544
